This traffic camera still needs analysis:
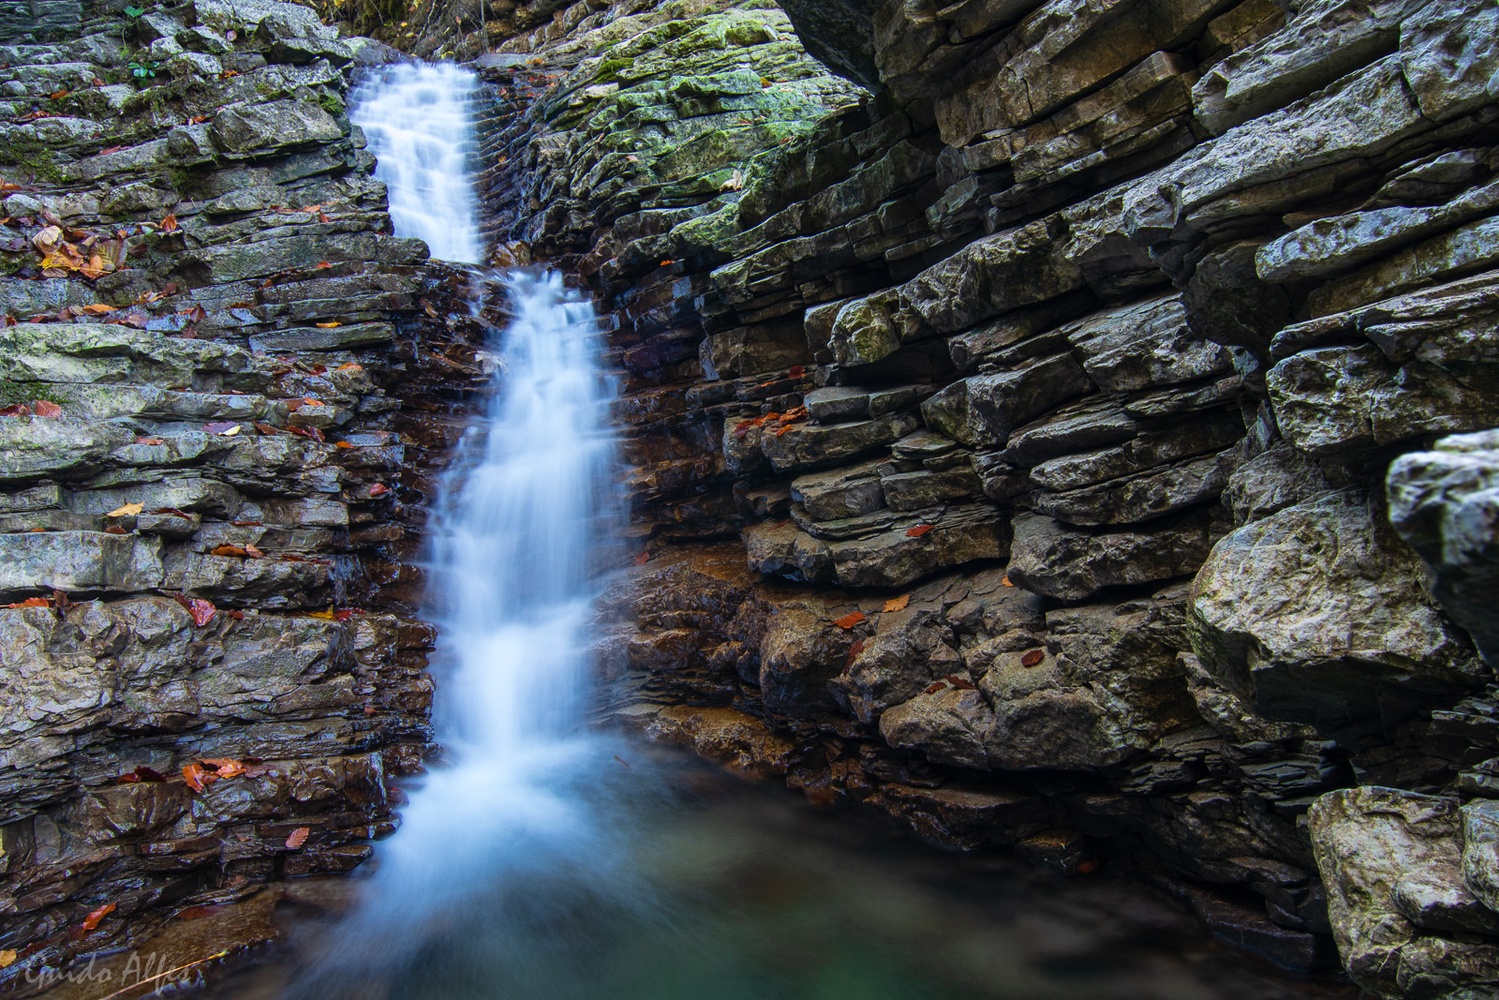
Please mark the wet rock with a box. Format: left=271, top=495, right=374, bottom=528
left=1387, top=429, right=1499, bottom=667
left=1008, top=508, right=1222, bottom=601
left=1309, top=787, right=1499, bottom=998
left=1190, top=491, right=1484, bottom=736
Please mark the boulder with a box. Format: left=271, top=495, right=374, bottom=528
left=1387, top=429, right=1499, bottom=667
left=1190, top=490, right=1484, bottom=736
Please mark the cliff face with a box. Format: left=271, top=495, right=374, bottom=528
left=475, top=0, right=1499, bottom=990
left=0, top=0, right=463, bottom=986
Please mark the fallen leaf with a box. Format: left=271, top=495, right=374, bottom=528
left=1000, top=574, right=1014, bottom=587
left=211, top=544, right=248, bottom=558
left=203, top=421, right=241, bottom=436
left=244, top=543, right=264, bottom=559
left=632, top=551, right=650, bottom=565
left=158, top=213, right=179, bottom=234
left=834, top=611, right=865, bottom=630
left=176, top=904, right=222, bottom=921
left=1021, top=649, right=1045, bottom=667
left=105, top=502, right=143, bottom=517
left=333, top=608, right=360, bottom=621
left=6, top=596, right=51, bottom=609
left=788, top=365, right=805, bottom=379
left=187, top=599, right=216, bottom=627
left=104, top=524, right=127, bottom=535
left=200, top=758, right=246, bottom=778
left=314, top=261, right=333, bottom=269
left=659, top=259, right=675, bottom=266
left=285, top=827, right=309, bottom=849
left=368, top=483, right=390, bottom=498
left=32, top=399, right=62, bottom=418
left=254, top=422, right=282, bottom=435
left=948, top=675, right=976, bottom=690
left=315, top=321, right=341, bottom=328
left=152, top=507, right=192, bottom=519
left=0, top=403, right=31, bottom=417
left=80, top=902, right=116, bottom=931
left=905, top=524, right=934, bottom=538
left=79, top=303, right=116, bottom=314
left=116, top=765, right=167, bottom=784
left=0, top=949, right=16, bottom=968
left=844, top=638, right=864, bottom=668
left=135, top=436, right=164, bottom=446
left=181, top=762, right=215, bottom=793
left=924, top=681, right=947, bottom=695
left=883, top=595, right=909, bottom=613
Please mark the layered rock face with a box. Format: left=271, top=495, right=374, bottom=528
left=476, top=0, right=1499, bottom=987
left=0, top=0, right=449, bottom=986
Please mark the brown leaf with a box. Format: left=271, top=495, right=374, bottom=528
left=244, top=543, right=264, bottom=559
left=844, top=638, right=864, bottom=668
left=254, top=422, right=282, bottom=436
left=924, top=681, right=947, bottom=695
left=79, top=902, right=116, bottom=932
left=103, top=524, right=127, bottom=535
left=116, top=765, right=167, bottom=784
left=368, top=483, right=390, bottom=498
left=158, top=214, right=179, bottom=234
left=905, top=523, right=934, bottom=538
left=79, top=303, right=116, bottom=314
left=285, top=827, right=309, bottom=849
left=211, top=544, right=248, bottom=558
left=1000, top=574, right=1014, bottom=588
left=833, top=611, right=865, bottom=630
left=32, top=399, right=62, bottom=418
left=948, top=675, right=976, bottom=690
left=1021, top=649, right=1045, bottom=668
left=882, top=594, right=909, bottom=613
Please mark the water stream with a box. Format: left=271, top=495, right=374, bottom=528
left=227, top=62, right=1363, bottom=1000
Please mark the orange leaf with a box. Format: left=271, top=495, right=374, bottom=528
left=200, top=758, right=246, bottom=778
left=181, top=762, right=215, bottom=793
left=79, top=303, right=116, bottom=314
left=211, top=544, right=248, bottom=558
left=633, top=551, right=650, bottom=565
left=158, top=214, right=179, bottom=234
left=135, top=436, right=164, bottom=446
left=314, top=321, right=341, bottom=329
left=882, top=595, right=909, bottom=613
left=1000, top=574, right=1014, bottom=587
left=6, top=596, right=51, bottom=609
left=244, top=543, right=264, bottom=559
left=314, top=261, right=333, bottom=269
left=32, top=400, right=62, bottom=418
left=285, top=827, right=309, bottom=849
left=833, top=611, right=865, bottom=630
left=905, top=524, right=934, bottom=538
left=1021, top=649, right=1045, bottom=667
left=80, top=902, right=115, bottom=932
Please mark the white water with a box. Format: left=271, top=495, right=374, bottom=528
left=350, top=63, right=485, bottom=264
left=320, top=67, right=628, bottom=976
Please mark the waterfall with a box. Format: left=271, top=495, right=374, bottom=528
left=299, top=66, right=630, bottom=987
left=350, top=63, right=485, bottom=264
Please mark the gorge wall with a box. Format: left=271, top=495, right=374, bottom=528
left=471, top=0, right=1499, bottom=993
left=1, top=0, right=1498, bottom=995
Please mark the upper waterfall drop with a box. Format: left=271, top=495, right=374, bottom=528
left=350, top=63, right=485, bottom=264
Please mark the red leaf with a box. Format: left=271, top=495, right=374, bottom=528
left=924, top=681, right=947, bottom=695
left=905, top=524, right=934, bottom=538
left=367, top=483, right=390, bottom=497
left=32, top=400, right=62, bottom=418
left=80, top=902, right=115, bottom=932
left=844, top=638, right=864, bottom=668
left=833, top=611, right=865, bottom=630
left=1021, top=649, right=1045, bottom=667
left=116, top=765, right=166, bottom=784
left=632, top=551, right=650, bottom=565
left=285, top=826, right=309, bottom=849
left=788, top=365, right=805, bottom=379
left=0, top=403, right=31, bottom=417
left=187, top=599, right=216, bottom=627
left=103, top=525, right=127, bottom=535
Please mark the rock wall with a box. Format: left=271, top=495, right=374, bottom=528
left=475, top=0, right=1499, bottom=988
left=0, top=0, right=453, bottom=987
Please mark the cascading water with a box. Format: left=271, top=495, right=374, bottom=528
left=350, top=63, right=485, bottom=264
left=288, top=65, right=640, bottom=993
